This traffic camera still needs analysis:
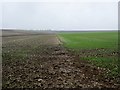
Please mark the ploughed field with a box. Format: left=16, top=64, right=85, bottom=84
left=2, top=30, right=119, bottom=88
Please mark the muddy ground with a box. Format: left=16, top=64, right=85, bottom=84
left=2, top=30, right=120, bottom=89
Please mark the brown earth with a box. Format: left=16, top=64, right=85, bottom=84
left=2, top=30, right=120, bottom=89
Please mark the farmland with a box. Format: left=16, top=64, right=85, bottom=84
left=59, top=31, right=119, bottom=77
left=2, top=30, right=119, bottom=89
left=58, top=31, right=118, bottom=49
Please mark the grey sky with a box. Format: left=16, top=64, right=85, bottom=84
left=1, top=1, right=118, bottom=30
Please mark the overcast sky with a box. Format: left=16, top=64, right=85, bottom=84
left=1, top=0, right=119, bottom=31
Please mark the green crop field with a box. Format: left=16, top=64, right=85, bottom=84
left=58, top=31, right=119, bottom=77
left=59, top=31, right=118, bottom=49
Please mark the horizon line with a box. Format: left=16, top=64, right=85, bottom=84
left=1, top=28, right=118, bottom=31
